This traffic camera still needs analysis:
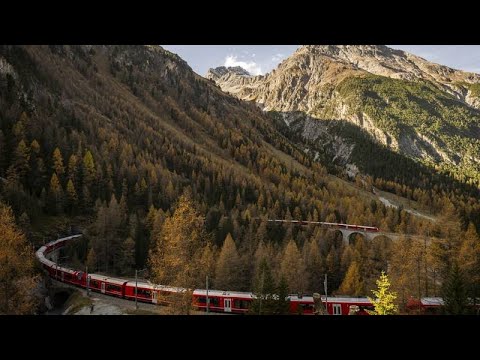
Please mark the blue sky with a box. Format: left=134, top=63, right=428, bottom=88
left=162, top=45, right=480, bottom=76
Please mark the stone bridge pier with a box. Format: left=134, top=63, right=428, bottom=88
left=337, top=229, right=402, bottom=245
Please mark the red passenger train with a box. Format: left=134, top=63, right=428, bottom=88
left=35, top=235, right=378, bottom=315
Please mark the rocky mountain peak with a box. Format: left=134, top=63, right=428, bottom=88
left=206, top=65, right=251, bottom=81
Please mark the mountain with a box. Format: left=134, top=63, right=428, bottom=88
left=207, top=45, right=480, bottom=184
left=0, top=45, right=433, bottom=258
left=2, top=45, right=480, bottom=311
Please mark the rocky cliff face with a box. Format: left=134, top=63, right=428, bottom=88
left=207, top=45, right=480, bottom=183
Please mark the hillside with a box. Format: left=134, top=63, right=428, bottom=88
left=208, top=45, right=480, bottom=185
left=1, top=45, right=479, bottom=310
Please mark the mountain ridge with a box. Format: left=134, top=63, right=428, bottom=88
left=207, top=45, right=480, bottom=185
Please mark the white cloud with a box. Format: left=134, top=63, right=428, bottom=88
left=224, top=55, right=262, bottom=75
left=271, top=53, right=285, bottom=62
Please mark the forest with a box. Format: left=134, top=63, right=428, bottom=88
left=0, top=45, right=479, bottom=314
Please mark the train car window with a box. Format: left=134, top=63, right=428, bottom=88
left=137, top=289, right=152, bottom=297
left=233, top=299, right=250, bottom=309
left=210, top=297, right=220, bottom=306
left=197, top=297, right=207, bottom=304
left=106, top=284, right=121, bottom=292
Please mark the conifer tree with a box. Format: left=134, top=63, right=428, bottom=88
left=9, top=140, right=30, bottom=183
left=339, top=261, right=365, bottom=296
left=83, top=150, right=96, bottom=185
left=118, top=237, right=136, bottom=275
left=48, top=173, right=63, bottom=214
left=276, top=276, right=290, bottom=314
left=0, top=202, right=38, bottom=314
left=215, top=233, right=241, bottom=290
left=67, top=154, right=78, bottom=183
left=458, top=223, right=480, bottom=305
left=52, top=147, right=65, bottom=179
left=86, top=247, right=97, bottom=272
left=149, top=191, right=207, bottom=313
left=281, top=240, right=307, bottom=294
left=368, top=271, right=398, bottom=315
left=442, top=263, right=468, bottom=315
left=250, top=259, right=277, bottom=314
left=66, top=179, right=78, bottom=212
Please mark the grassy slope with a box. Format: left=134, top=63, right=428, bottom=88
left=336, top=74, right=480, bottom=183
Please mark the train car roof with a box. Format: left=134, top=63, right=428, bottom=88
left=125, top=281, right=153, bottom=289
left=88, top=274, right=127, bottom=285
left=56, top=266, right=77, bottom=275
left=421, top=297, right=444, bottom=306
left=322, top=296, right=371, bottom=304
left=193, top=289, right=254, bottom=299
left=154, top=284, right=187, bottom=293
left=46, top=234, right=82, bottom=248
left=288, top=295, right=371, bottom=304
left=287, top=295, right=314, bottom=302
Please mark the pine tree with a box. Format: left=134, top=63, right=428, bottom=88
left=250, top=259, right=277, bottom=314
left=9, top=140, right=31, bottom=182
left=280, top=240, right=307, bottom=294
left=198, top=243, right=217, bottom=287
left=305, top=239, right=323, bottom=293
left=52, top=147, right=65, bottom=179
left=276, top=276, right=290, bottom=314
left=368, top=271, right=398, bottom=315
left=82, top=150, right=96, bottom=206
left=0, top=202, right=39, bottom=314
left=86, top=247, right=97, bottom=272
left=118, top=237, right=136, bottom=275
left=339, top=261, right=365, bottom=296
left=91, top=195, right=124, bottom=273
left=29, top=140, right=47, bottom=192
left=149, top=191, right=207, bottom=312
left=66, top=179, right=78, bottom=213
left=442, top=263, right=468, bottom=315
left=215, top=233, right=241, bottom=290
left=67, top=154, right=78, bottom=183
left=48, top=173, right=64, bottom=214
left=458, top=223, right=480, bottom=306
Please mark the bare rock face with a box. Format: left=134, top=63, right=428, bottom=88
left=207, top=45, right=480, bottom=175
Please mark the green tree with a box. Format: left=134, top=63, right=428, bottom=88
left=368, top=271, right=398, bottom=315
left=250, top=259, right=277, bottom=315
left=275, top=276, right=290, bottom=314
left=442, top=263, right=468, bottom=315
left=118, top=237, right=136, bottom=275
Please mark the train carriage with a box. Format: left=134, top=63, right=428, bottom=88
left=124, top=281, right=155, bottom=303
left=87, top=274, right=127, bottom=298
left=192, top=289, right=253, bottom=313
